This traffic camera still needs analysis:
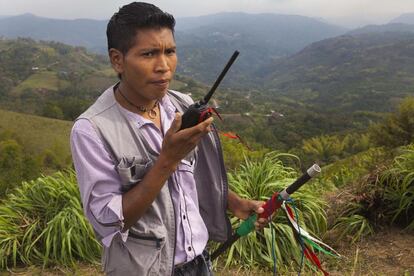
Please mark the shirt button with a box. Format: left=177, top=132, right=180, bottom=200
left=188, top=247, right=192, bottom=251
left=183, top=215, right=186, bottom=219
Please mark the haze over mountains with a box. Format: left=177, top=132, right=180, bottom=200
left=0, top=14, right=107, bottom=53
left=1, top=11, right=413, bottom=84
left=390, top=13, right=414, bottom=24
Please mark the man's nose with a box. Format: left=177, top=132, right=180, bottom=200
left=155, top=55, right=169, bottom=72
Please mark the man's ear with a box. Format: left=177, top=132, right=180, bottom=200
left=109, top=48, right=124, bottom=75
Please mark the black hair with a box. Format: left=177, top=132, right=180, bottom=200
left=107, top=2, right=175, bottom=55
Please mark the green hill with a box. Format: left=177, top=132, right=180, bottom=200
left=0, top=38, right=206, bottom=120
left=0, top=109, right=72, bottom=158
left=0, top=108, right=73, bottom=196
left=0, top=37, right=116, bottom=117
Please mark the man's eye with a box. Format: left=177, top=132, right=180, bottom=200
left=142, top=51, right=154, bottom=57
left=166, top=49, right=176, bottom=55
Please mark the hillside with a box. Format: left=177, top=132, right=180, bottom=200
left=0, top=108, right=72, bottom=157
left=0, top=37, right=117, bottom=118
left=349, top=23, right=414, bottom=35
left=257, top=32, right=414, bottom=113
left=0, top=108, right=73, bottom=194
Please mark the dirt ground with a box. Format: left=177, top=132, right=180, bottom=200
left=329, top=227, right=414, bottom=276
left=1, top=228, right=412, bottom=276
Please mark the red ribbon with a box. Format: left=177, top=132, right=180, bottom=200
left=285, top=204, right=329, bottom=276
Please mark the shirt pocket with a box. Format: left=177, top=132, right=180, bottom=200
left=116, top=156, right=153, bottom=192
left=177, top=158, right=195, bottom=174
left=126, top=234, right=166, bottom=276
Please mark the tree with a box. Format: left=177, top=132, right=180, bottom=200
left=370, top=97, right=414, bottom=147
left=0, top=139, right=24, bottom=196
left=302, top=135, right=345, bottom=164
left=42, top=102, right=64, bottom=119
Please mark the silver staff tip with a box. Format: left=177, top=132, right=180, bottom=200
left=307, top=164, right=321, bottom=177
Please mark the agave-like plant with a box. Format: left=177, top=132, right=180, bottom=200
left=218, top=152, right=328, bottom=271
left=381, top=145, right=414, bottom=229
left=331, top=214, right=374, bottom=244
left=0, top=170, right=101, bottom=268
left=330, top=144, right=414, bottom=243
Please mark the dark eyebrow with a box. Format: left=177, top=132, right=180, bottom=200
left=139, top=48, right=159, bottom=52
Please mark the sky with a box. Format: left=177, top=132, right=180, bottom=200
left=1, top=0, right=414, bottom=27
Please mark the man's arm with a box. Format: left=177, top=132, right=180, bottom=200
left=121, top=113, right=213, bottom=230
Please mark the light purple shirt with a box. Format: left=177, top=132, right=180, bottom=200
left=70, top=93, right=208, bottom=265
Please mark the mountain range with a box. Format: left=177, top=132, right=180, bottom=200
left=0, top=12, right=347, bottom=84
left=257, top=31, right=414, bottom=113
left=390, top=13, right=414, bottom=25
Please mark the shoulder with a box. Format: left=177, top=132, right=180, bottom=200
left=71, top=118, right=100, bottom=144
left=77, top=84, right=118, bottom=120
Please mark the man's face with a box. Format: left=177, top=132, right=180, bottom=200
left=116, top=27, right=177, bottom=101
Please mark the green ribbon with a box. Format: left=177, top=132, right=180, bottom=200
left=236, top=214, right=257, bottom=236
left=303, top=236, right=339, bottom=258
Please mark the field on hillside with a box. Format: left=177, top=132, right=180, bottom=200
left=10, top=71, right=70, bottom=96
left=0, top=109, right=72, bottom=159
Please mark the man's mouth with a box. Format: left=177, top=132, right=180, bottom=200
left=150, top=79, right=169, bottom=86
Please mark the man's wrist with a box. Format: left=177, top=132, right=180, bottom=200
left=227, top=190, right=244, bottom=213
left=156, top=153, right=179, bottom=174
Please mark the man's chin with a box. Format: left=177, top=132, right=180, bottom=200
left=153, top=88, right=168, bottom=100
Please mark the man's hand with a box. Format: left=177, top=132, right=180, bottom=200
left=159, top=113, right=213, bottom=169
left=228, top=191, right=269, bottom=230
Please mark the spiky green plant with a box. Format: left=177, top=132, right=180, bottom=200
left=332, top=215, right=374, bottom=244
left=218, top=152, right=328, bottom=271
left=380, top=146, right=414, bottom=229
left=330, top=144, right=414, bottom=243
left=0, top=170, right=101, bottom=268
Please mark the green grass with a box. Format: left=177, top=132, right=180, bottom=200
left=0, top=109, right=72, bottom=160
left=39, top=46, right=58, bottom=57
left=0, top=171, right=101, bottom=269
left=11, top=71, right=70, bottom=95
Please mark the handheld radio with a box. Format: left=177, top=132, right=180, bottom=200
left=179, top=50, right=239, bottom=130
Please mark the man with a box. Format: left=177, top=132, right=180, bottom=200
left=70, top=2, right=267, bottom=275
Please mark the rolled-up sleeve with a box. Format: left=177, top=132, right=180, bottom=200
left=70, top=119, right=128, bottom=247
